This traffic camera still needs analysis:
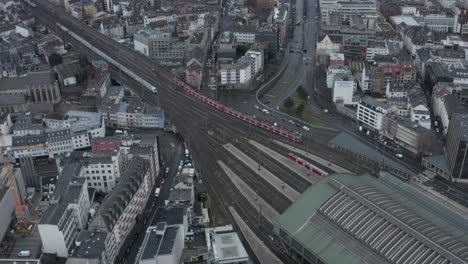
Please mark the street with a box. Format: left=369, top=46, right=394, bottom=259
left=115, top=132, right=185, bottom=264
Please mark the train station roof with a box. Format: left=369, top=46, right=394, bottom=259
left=274, top=174, right=468, bottom=264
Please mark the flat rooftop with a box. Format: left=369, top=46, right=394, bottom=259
left=71, top=231, right=107, bottom=259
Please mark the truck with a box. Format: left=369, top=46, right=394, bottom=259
left=154, top=187, right=161, bottom=197
left=151, top=86, right=157, bottom=94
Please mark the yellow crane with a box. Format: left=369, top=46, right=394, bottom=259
left=0, top=143, right=30, bottom=231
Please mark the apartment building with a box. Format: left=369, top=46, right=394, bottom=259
left=43, top=111, right=106, bottom=150
left=99, top=86, right=165, bottom=129
left=82, top=149, right=125, bottom=193
left=46, top=128, right=74, bottom=158
left=357, top=96, right=391, bottom=130
left=88, top=157, right=153, bottom=263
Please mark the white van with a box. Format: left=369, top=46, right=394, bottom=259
left=18, top=250, right=31, bottom=257
left=155, top=188, right=161, bottom=197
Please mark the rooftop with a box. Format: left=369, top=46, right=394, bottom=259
left=89, top=157, right=148, bottom=231
left=140, top=225, right=181, bottom=260
left=150, top=207, right=186, bottom=227
left=275, top=173, right=468, bottom=264
left=212, top=230, right=248, bottom=262
left=71, top=231, right=107, bottom=259
left=0, top=71, right=55, bottom=91
left=328, top=132, right=414, bottom=175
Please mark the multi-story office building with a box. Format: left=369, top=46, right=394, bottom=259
left=134, top=29, right=187, bottom=60
left=220, top=58, right=254, bottom=86
left=357, top=96, right=391, bottom=131
left=38, top=153, right=91, bottom=257
left=445, top=113, right=468, bottom=182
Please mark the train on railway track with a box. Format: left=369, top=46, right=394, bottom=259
left=285, top=152, right=328, bottom=176
left=24, top=0, right=36, bottom=7
left=54, top=23, right=157, bottom=94
left=173, top=78, right=302, bottom=143
left=54, top=22, right=302, bottom=143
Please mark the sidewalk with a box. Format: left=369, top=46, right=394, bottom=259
left=229, top=206, right=283, bottom=264
left=224, top=143, right=301, bottom=201
left=218, top=161, right=279, bottom=221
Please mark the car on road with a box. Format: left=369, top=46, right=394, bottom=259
left=254, top=105, right=260, bottom=110
left=395, top=154, right=403, bottom=158
left=18, top=251, right=31, bottom=257
left=159, top=182, right=164, bottom=189
left=165, top=167, right=170, bottom=174
left=262, top=109, right=270, bottom=114
left=303, top=126, right=310, bottom=131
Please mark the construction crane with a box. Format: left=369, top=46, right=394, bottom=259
left=0, top=136, right=30, bottom=232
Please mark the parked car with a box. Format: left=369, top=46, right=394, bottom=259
left=303, top=126, right=310, bottom=131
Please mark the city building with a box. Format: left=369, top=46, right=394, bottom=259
left=357, top=96, right=391, bottom=131
left=81, top=148, right=125, bottom=192
left=66, top=231, right=108, bottom=264
left=138, top=224, right=184, bottom=264
left=224, top=24, right=256, bottom=44
left=362, top=52, right=417, bottom=95
left=332, top=74, right=356, bottom=105
left=205, top=225, right=249, bottom=264
left=43, top=111, right=106, bottom=150
left=384, top=115, right=432, bottom=154
left=134, top=29, right=187, bottom=61
left=185, top=48, right=204, bottom=89
left=329, top=53, right=345, bottom=66
left=444, top=113, right=468, bottom=182
left=99, top=86, right=165, bottom=129
left=274, top=173, right=468, bottom=264
left=38, top=152, right=91, bottom=257
left=100, top=20, right=124, bottom=40
left=366, top=40, right=388, bottom=62
left=220, top=54, right=256, bottom=88
left=88, top=157, right=152, bottom=263
left=0, top=71, right=61, bottom=113
left=326, top=65, right=352, bottom=89
left=342, top=35, right=368, bottom=61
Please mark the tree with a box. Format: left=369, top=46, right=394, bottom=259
left=48, top=53, right=63, bottom=67
left=296, top=103, right=305, bottom=116
left=79, top=55, right=90, bottom=68
left=297, top=85, right=308, bottom=100
left=236, top=45, right=250, bottom=57
left=284, top=97, right=294, bottom=108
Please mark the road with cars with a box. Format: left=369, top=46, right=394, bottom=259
left=115, top=132, right=185, bottom=264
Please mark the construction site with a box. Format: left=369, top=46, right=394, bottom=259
left=0, top=143, right=43, bottom=260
